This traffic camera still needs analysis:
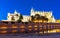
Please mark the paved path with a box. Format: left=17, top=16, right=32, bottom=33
left=0, top=33, right=60, bottom=38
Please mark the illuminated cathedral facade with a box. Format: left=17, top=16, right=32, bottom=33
left=2, top=8, right=56, bottom=23
left=1, top=8, right=60, bottom=34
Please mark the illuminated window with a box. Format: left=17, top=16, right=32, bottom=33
left=20, top=25, right=25, bottom=28
left=1, top=30, right=7, bottom=33
left=34, top=25, right=38, bottom=28
left=28, top=29, right=32, bottom=31
left=11, top=25, right=18, bottom=28
left=0, top=27, right=7, bottom=29
left=28, top=25, right=32, bottom=28
left=12, top=30, right=17, bottom=33
left=34, top=28, right=38, bottom=30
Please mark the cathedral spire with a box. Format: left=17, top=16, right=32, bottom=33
left=30, top=7, right=35, bottom=16
left=8, top=13, right=10, bottom=16
left=31, top=7, right=34, bottom=13
left=14, top=10, right=17, bottom=14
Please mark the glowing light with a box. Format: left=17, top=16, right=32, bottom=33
left=34, top=25, right=38, bottom=28
left=20, top=25, right=25, bottom=28
left=29, top=29, right=32, bottom=31
left=0, top=27, right=7, bottom=29
left=11, top=26, right=18, bottom=28
left=56, top=29, right=60, bottom=32
left=28, top=25, right=32, bottom=28
left=1, top=31, right=7, bottom=33
left=34, top=28, right=38, bottom=30
left=12, top=30, right=17, bottom=33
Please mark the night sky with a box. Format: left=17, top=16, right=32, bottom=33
left=0, top=0, right=60, bottom=20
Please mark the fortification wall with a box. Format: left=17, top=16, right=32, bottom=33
left=0, top=21, right=60, bottom=34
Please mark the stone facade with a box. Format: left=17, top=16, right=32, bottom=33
left=2, top=8, right=56, bottom=22
left=7, top=10, right=20, bottom=21
left=30, top=8, right=55, bottom=22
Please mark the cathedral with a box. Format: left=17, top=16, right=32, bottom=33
left=4, top=8, right=56, bottom=23
left=1, top=8, right=60, bottom=34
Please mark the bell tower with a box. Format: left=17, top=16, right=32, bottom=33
left=30, top=8, right=35, bottom=16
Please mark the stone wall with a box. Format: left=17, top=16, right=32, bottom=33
left=0, top=21, right=60, bottom=34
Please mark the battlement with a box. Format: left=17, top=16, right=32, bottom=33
left=0, top=21, right=60, bottom=34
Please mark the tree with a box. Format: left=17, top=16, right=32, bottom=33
left=17, top=14, right=23, bottom=22
left=35, top=14, right=40, bottom=20
left=11, top=16, right=15, bottom=21
left=31, top=16, right=34, bottom=21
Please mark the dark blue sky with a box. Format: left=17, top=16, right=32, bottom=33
left=0, top=0, right=60, bottom=20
